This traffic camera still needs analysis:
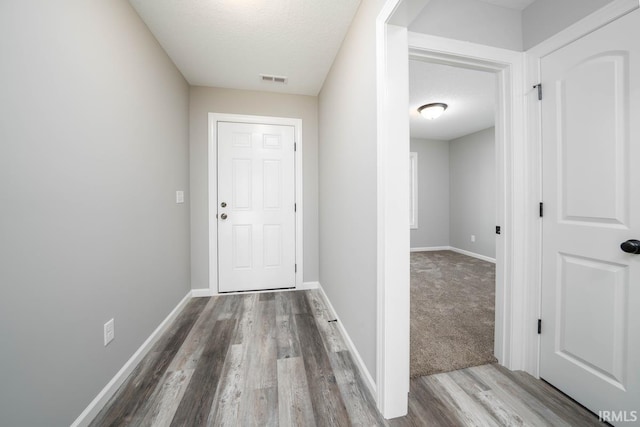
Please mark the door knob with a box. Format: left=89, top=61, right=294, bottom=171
left=620, top=239, right=640, bottom=254
left=220, top=213, right=228, bottom=220
left=221, top=202, right=227, bottom=208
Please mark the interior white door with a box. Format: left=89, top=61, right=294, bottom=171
left=540, top=9, right=640, bottom=424
left=217, top=121, right=296, bottom=292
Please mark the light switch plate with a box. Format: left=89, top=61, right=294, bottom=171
left=104, top=319, right=115, bottom=346
left=176, top=190, right=184, bottom=204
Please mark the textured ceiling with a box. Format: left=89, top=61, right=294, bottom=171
left=129, top=0, right=362, bottom=96
left=477, top=0, right=536, bottom=10
left=409, top=60, right=496, bottom=141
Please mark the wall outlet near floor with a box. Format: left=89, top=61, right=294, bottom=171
left=176, top=190, right=184, bottom=204
left=471, top=235, right=476, bottom=243
left=104, top=318, right=115, bottom=346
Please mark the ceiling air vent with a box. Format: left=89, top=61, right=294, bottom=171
left=260, top=74, right=288, bottom=84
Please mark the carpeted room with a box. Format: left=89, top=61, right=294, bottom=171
left=409, top=60, right=498, bottom=378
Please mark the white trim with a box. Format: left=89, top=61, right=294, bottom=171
left=407, top=36, right=527, bottom=372
left=448, top=247, right=496, bottom=264
left=410, top=246, right=496, bottom=263
left=409, top=152, right=418, bottom=230
left=410, top=246, right=450, bottom=252
left=376, top=9, right=413, bottom=418
left=316, top=283, right=377, bottom=400
left=301, top=281, right=320, bottom=290
left=208, top=113, right=304, bottom=295
left=192, top=288, right=213, bottom=298
left=522, top=0, right=640, bottom=378
left=71, top=292, right=193, bottom=427
left=378, top=0, right=528, bottom=418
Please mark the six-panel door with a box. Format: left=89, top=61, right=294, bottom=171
left=217, top=122, right=296, bottom=292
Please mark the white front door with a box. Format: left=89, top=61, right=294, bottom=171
left=217, top=121, right=296, bottom=292
left=540, top=9, right=640, bottom=424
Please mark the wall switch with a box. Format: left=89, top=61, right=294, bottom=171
left=104, top=319, right=115, bottom=346
left=471, top=235, right=476, bottom=243
left=176, top=190, right=184, bottom=204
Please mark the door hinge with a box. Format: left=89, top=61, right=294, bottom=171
left=495, top=225, right=501, bottom=235
left=538, top=319, right=542, bottom=334
left=533, top=83, right=542, bottom=100
left=294, top=203, right=297, bottom=212
left=539, top=202, right=544, bottom=217
left=295, top=264, right=297, bottom=273
left=294, top=142, right=297, bottom=152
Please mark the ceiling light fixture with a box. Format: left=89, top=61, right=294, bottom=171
left=418, top=102, right=448, bottom=120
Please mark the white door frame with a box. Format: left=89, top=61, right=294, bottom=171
left=376, top=0, right=534, bottom=418
left=407, top=32, right=529, bottom=371
left=376, top=0, right=640, bottom=419
left=208, top=113, right=303, bottom=295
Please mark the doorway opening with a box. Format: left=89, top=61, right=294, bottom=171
left=375, top=15, right=532, bottom=415
left=408, top=59, right=499, bottom=378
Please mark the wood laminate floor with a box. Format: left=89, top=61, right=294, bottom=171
left=90, top=290, right=382, bottom=427
left=391, top=364, right=602, bottom=427
left=91, top=290, right=601, bottom=427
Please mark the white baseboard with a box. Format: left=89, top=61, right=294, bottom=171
left=449, top=247, right=496, bottom=264
left=192, top=288, right=214, bottom=297
left=410, top=246, right=450, bottom=252
left=410, top=246, right=496, bottom=264
left=72, top=283, right=378, bottom=426
left=301, top=281, right=320, bottom=290
left=316, top=283, right=377, bottom=400
left=71, top=291, right=193, bottom=427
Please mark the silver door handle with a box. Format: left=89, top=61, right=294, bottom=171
left=220, top=213, right=228, bottom=220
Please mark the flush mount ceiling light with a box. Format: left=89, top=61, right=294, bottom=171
left=418, top=102, right=448, bottom=120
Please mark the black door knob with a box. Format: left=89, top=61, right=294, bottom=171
left=620, top=239, right=640, bottom=254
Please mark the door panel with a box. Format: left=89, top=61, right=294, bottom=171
left=541, top=9, right=640, bottom=424
left=557, top=254, right=627, bottom=387
left=558, top=53, right=628, bottom=225
left=218, top=122, right=295, bottom=292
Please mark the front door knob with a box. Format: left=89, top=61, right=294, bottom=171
left=220, top=213, right=228, bottom=220
left=620, top=239, right=640, bottom=254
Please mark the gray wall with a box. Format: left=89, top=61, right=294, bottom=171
left=522, top=0, right=614, bottom=49
left=409, top=0, right=523, bottom=51
left=410, top=139, right=450, bottom=248
left=409, top=0, right=615, bottom=52
left=449, top=127, right=496, bottom=258
left=189, top=86, right=319, bottom=288
left=318, top=0, right=386, bottom=378
left=0, top=1, right=190, bottom=426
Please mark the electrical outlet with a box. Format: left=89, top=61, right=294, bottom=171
left=176, top=190, right=184, bottom=204
left=471, top=235, right=476, bottom=243
left=104, top=319, right=115, bottom=346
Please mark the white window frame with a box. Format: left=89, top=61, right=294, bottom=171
left=409, top=152, right=418, bottom=230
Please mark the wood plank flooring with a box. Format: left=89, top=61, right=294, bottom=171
left=91, top=290, right=601, bottom=427
left=390, top=364, right=602, bottom=427
left=90, top=290, right=382, bottom=427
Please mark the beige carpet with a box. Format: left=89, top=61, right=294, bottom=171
left=410, top=250, right=497, bottom=378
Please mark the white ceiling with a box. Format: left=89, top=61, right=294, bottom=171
left=476, top=0, right=536, bottom=10
left=409, top=60, right=496, bottom=141
left=128, top=0, right=362, bottom=96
